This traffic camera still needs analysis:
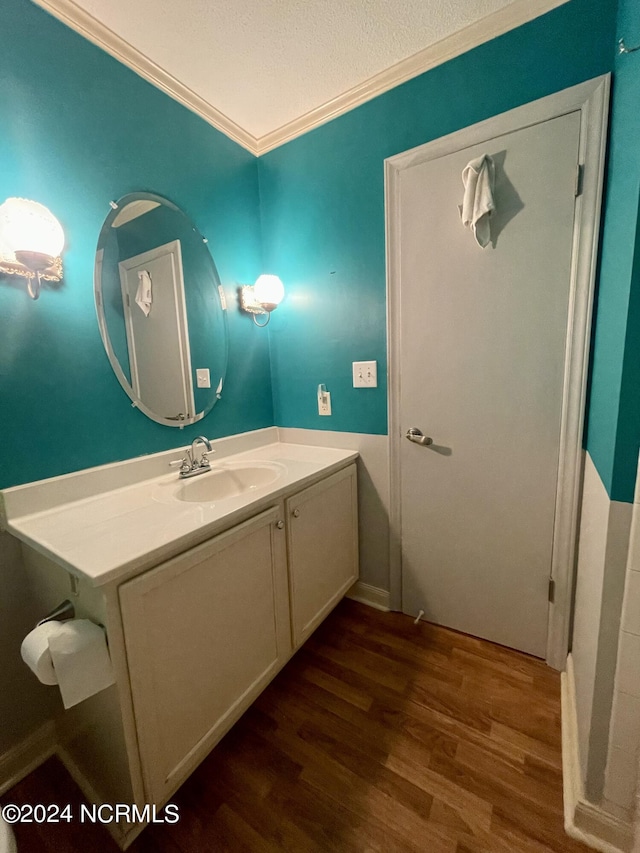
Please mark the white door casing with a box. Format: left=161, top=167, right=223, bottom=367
left=386, top=75, right=610, bottom=669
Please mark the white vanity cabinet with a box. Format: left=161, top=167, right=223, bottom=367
left=5, top=444, right=359, bottom=849
left=117, top=462, right=358, bottom=809
left=119, top=505, right=291, bottom=804
left=286, top=464, right=359, bottom=648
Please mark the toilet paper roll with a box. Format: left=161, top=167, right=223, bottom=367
left=20, top=621, right=61, bottom=686
left=47, top=619, right=115, bottom=710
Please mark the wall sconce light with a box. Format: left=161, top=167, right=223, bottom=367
left=240, top=274, right=284, bottom=326
left=0, top=198, right=64, bottom=300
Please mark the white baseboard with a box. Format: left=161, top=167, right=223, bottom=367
left=346, top=581, right=390, bottom=611
left=561, top=655, right=634, bottom=853
left=0, top=721, right=56, bottom=797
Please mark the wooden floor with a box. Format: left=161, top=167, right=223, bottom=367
left=5, top=600, right=592, bottom=853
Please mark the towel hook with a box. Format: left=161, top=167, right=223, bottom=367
left=618, top=37, right=640, bottom=54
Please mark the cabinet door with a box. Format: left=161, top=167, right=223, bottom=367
left=119, top=506, right=290, bottom=804
left=286, top=464, right=358, bottom=648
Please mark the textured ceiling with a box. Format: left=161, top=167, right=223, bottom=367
left=67, top=0, right=522, bottom=139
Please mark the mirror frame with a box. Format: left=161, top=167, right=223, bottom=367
left=94, top=191, right=228, bottom=427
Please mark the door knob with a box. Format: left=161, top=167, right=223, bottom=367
left=405, top=428, right=433, bottom=446
left=292, top=509, right=300, bottom=518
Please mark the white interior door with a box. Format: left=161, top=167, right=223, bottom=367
left=397, top=111, right=582, bottom=658
left=119, top=240, right=194, bottom=421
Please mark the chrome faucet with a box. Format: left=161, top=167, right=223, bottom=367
left=170, top=436, right=215, bottom=479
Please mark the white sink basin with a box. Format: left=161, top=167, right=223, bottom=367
left=175, top=461, right=284, bottom=503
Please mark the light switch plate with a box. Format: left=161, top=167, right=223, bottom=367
left=352, top=361, right=377, bottom=388
left=196, top=368, right=211, bottom=388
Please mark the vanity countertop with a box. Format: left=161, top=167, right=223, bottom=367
left=0, top=438, right=358, bottom=587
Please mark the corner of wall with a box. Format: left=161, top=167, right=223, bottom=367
left=603, top=456, right=640, bottom=818
left=563, top=654, right=635, bottom=853
left=568, top=448, right=640, bottom=851
left=587, top=496, right=634, bottom=800
left=571, top=452, right=633, bottom=804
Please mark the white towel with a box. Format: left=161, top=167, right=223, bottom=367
left=460, top=155, right=495, bottom=248
left=135, top=269, right=153, bottom=316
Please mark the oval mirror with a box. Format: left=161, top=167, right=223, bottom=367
left=94, top=192, right=228, bottom=426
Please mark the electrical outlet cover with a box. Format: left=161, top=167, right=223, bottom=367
left=196, top=368, right=211, bottom=388
left=318, top=391, right=332, bottom=416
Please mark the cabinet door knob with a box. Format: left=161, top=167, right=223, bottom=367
left=292, top=509, right=300, bottom=518
left=275, top=520, right=284, bottom=530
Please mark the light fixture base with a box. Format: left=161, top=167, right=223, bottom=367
left=15, top=250, right=55, bottom=272
left=0, top=253, right=63, bottom=282
left=239, top=284, right=268, bottom=316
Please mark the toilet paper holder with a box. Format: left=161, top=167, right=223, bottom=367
left=37, top=599, right=75, bottom=627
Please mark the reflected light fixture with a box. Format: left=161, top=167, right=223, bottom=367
left=240, top=274, right=284, bottom=327
left=0, top=198, right=65, bottom=300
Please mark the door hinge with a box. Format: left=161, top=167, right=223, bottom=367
left=575, top=164, right=584, bottom=198
left=125, top=293, right=131, bottom=307
left=548, top=577, right=556, bottom=603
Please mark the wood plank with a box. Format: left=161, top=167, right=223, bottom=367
left=490, top=720, right=563, bottom=770
left=298, top=663, right=374, bottom=711
left=384, top=752, right=493, bottom=836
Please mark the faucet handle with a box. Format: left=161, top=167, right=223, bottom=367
left=169, top=458, right=190, bottom=473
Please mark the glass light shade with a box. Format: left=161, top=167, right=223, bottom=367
left=0, top=198, right=64, bottom=259
left=253, top=274, right=284, bottom=308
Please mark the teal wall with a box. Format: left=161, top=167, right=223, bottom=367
left=3, top=0, right=639, bottom=504
left=0, top=0, right=272, bottom=489
left=612, top=193, right=640, bottom=501
left=588, top=0, right=640, bottom=502
left=259, top=0, right=617, bottom=437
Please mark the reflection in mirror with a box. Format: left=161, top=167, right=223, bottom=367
left=95, top=193, right=228, bottom=426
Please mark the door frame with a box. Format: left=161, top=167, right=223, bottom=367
left=385, top=75, right=610, bottom=669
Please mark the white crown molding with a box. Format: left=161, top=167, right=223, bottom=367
left=256, top=0, right=570, bottom=154
left=31, top=0, right=258, bottom=154
left=32, top=0, right=568, bottom=157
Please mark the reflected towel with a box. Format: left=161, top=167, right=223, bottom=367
left=460, top=155, right=495, bottom=248
left=135, top=269, right=152, bottom=316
